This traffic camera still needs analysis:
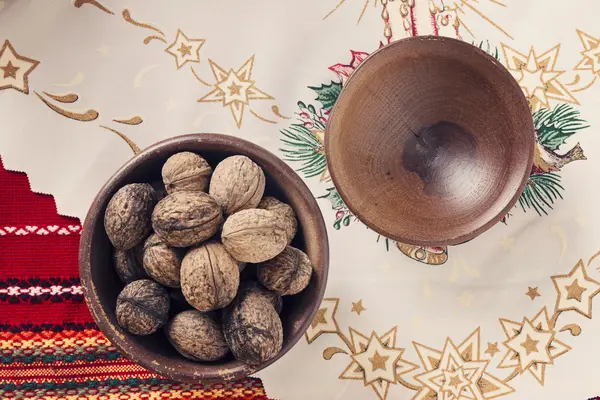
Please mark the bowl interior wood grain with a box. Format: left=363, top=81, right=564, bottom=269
left=79, top=134, right=328, bottom=383
left=325, top=36, right=535, bottom=246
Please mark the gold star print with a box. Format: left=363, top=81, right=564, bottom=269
left=441, top=368, right=468, bottom=398
left=352, top=334, right=402, bottom=385
left=413, top=328, right=514, bottom=399
left=566, top=279, right=587, bottom=301
left=311, top=308, right=327, bottom=329
left=552, top=259, right=600, bottom=319
left=198, top=56, right=274, bottom=128
left=340, top=327, right=418, bottom=400
left=369, top=350, right=389, bottom=371
left=0, top=40, right=40, bottom=94
left=526, top=286, right=541, bottom=301
left=351, top=300, right=366, bottom=315
left=165, top=29, right=205, bottom=69
left=520, top=334, right=540, bottom=356
left=498, top=307, right=571, bottom=385
left=178, top=42, right=192, bottom=57
left=485, top=342, right=500, bottom=357
left=506, top=319, right=553, bottom=371
left=1, top=61, right=19, bottom=78
left=501, top=43, right=577, bottom=111
left=227, top=81, right=242, bottom=96
left=305, top=298, right=340, bottom=344
left=575, top=30, right=600, bottom=75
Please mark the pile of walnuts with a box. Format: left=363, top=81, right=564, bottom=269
left=104, top=152, right=313, bottom=367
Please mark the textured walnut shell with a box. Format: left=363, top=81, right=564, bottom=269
left=181, top=242, right=240, bottom=312
left=257, top=246, right=313, bottom=296
left=113, top=242, right=146, bottom=284
left=104, top=184, right=156, bottom=250
left=239, top=281, right=283, bottom=314
left=142, top=234, right=182, bottom=288
left=221, top=209, right=287, bottom=263
left=115, top=279, right=170, bottom=336
left=209, top=156, right=266, bottom=215
left=165, top=310, right=229, bottom=361
left=152, top=191, right=223, bottom=247
left=223, top=291, right=283, bottom=367
left=258, top=197, right=297, bottom=245
left=162, top=152, right=212, bottom=194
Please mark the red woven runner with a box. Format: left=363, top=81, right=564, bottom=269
left=0, top=156, right=269, bottom=399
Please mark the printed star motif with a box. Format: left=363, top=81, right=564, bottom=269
left=575, top=30, right=600, bottom=75
left=506, top=319, right=552, bottom=371
left=501, top=43, right=577, bottom=111
left=165, top=29, right=205, bottom=69
left=441, top=367, right=468, bottom=398
left=198, top=56, right=274, bottom=128
left=368, top=350, right=389, bottom=372
left=0, top=40, right=40, bottom=94
left=520, top=334, right=540, bottom=356
left=565, top=279, right=587, bottom=301
left=485, top=342, right=500, bottom=357
left=498, top=307, right=571, bottom=385
left=351, top=299, right=366, bottom=315
left=552, top=259, right=600, bottom=318
left=311, top=308, right=327, bottom=328
left=526, top=287, right=541, bottom=301
left=305, top=298, right=340, bottom=344
left=340, top=327, right=418, bottom=400
left=1, top=61, right=19, bottom=78
left=413, top=328, right=514, bottom=399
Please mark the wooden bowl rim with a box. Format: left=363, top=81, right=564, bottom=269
left=325, top=35, right=535, bottom=247
left=79, top=133, right=329, bottom=382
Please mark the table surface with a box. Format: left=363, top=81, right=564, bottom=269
left=2, top=1, right=600, bottom=399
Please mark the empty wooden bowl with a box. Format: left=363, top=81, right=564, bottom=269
left=325, top=36, right=535, bottom=246
left=79, top=134, right=329, bottom=382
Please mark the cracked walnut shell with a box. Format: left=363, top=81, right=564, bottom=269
left=257, top=246, right=313, bottom=296
left=181, top=242, right=240, bottom=312
left=209, top=155, right=265, bottom=215
left=104, top=183, right=156, bottom=250
left=162, top=152, right=212, bottom=194
left=152, top=191, right=223, bottom=248
left=221, top=209, right=288, bottom=263
left=165, top=310, right=229, bottom=362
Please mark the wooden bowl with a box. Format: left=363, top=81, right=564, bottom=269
left=79, top=134, right=329, bottom=382
left=325, top=36, right=535, bottom=246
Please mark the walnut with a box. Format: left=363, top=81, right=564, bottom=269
left=223, top=289, right=283, bottom=367
left=257, top=246, right=313, bottom=296
left=104, top=183, right=156, bottom=250
left=239, top=281, right=283, bottom=314
left=113, top=242, right=146, bottom=284
left=221, top=209, right=287, bottom=263
left=116, top=279, right=170, bottom=335
left=165, top=310, right=229, bottom=361
left=181, top=242, right=240, bottom=311
left=152, top=191, right=223, bottom=247
left=209, top=156, right=265, bottom=215
left=258, top=197, right=297, bottom=244
left=142, top=234, right=182, bottom=288
left=162, top=152, right=212, bottom=194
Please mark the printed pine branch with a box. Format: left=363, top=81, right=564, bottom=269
left=280, top=125, right=327, bottom=179
left=534, top=104, right=589, bottom=151
left=518, top=173, right=564, bottom=216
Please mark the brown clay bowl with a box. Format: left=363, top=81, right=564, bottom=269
left=325, top=36, right=535, bottom=246
left=79, top=134, right=329, bottom=383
